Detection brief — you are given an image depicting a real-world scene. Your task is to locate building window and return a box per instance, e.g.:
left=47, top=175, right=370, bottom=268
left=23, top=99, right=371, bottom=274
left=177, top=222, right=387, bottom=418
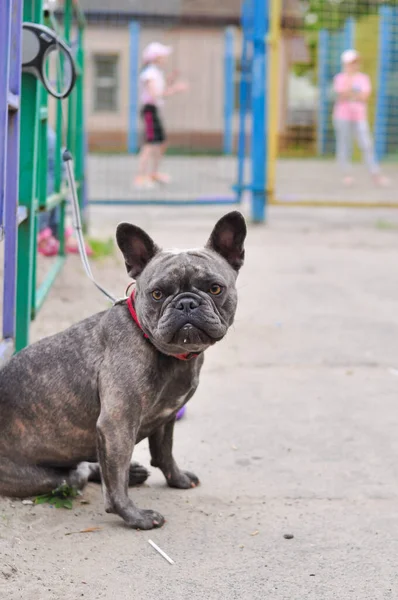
left=93, top=55, right=119, bottom=112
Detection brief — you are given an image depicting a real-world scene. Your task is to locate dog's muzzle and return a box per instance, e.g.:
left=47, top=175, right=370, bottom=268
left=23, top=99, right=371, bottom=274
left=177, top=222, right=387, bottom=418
left=163, top=293, right=219, bottom=342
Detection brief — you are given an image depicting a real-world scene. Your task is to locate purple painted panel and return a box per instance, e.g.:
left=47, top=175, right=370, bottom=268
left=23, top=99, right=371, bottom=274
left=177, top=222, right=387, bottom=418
left=3, top=111, right=20, bottom=339
left=0, top=0, right=11, bottom=229
left=9, top=0, right=21, bottom=94
left=2, top=0, right=22, bottom=341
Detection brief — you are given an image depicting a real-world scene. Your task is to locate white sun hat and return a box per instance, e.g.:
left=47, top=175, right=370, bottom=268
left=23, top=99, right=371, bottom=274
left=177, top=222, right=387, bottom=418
left=341, top=49, right=360, bottom=64
left=143, top=42, right=172, bottom=63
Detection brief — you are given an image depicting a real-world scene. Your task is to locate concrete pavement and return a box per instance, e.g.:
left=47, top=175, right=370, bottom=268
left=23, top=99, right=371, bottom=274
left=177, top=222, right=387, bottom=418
left=1, top=204, right=398, bottom=599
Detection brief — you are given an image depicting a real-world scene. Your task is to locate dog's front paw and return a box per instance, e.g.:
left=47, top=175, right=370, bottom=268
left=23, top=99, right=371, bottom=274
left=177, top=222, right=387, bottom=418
left=167, top=470, right=200, bottom=489
left=124, top=508, right=165, bottom=530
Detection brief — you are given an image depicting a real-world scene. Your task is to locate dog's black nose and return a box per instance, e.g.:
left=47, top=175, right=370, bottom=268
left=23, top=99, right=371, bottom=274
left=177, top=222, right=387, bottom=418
left=175, top=297, right=200, bottom=313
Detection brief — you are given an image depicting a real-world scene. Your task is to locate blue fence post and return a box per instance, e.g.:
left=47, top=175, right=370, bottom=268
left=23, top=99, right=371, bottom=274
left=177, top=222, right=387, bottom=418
left=235, top=0, right=253, bottom=200
left=223, top=27, right=235, bottom=155
left=317, top=29, right=329, bottom=156
left=375, top=6, right=392, bottom=162
left=342, top=17, right=355, bottom=52
left=390, top=7, right=398, bottom=158
left=336, top=18, right=355, bottom=81
left=250, top=0, right=268, bottom=223
left=236, top=40, right=247, bottom=197
left=128, top=21, right=140, bottom=154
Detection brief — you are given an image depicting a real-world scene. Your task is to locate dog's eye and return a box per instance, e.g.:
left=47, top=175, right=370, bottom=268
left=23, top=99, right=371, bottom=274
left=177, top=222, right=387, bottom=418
left=152, top=290, right=163, bottom=301
left=209, top=284, right=223, bottom=296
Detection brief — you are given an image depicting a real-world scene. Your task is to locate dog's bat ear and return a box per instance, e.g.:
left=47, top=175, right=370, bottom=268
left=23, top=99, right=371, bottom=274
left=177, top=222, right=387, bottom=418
left=116, top=223, right=160, bottom=278
left=206, top=211, right=247, bottom=271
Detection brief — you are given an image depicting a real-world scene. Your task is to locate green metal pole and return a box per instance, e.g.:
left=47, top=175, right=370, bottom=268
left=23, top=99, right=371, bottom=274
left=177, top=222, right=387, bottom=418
left=63, top=0, right=74, bottom=249
left=75, top=26, right=85, bottom=214
left=64, top=0, right=72, bottom=51
left=56, top=95, right=66, bottom=258
left=15, top=0, right=42, bottom=351
left=30, top=213, right=38, bottom=319
left=50, top=9, right=66, bottom=258
left=64, top=0, right=75, bottom=155
left=38, top=74, right=48, bottom=211
left=53, top=9, right=63, bottom=197
left=16, top=0, right=87, bottom=349
left=31, top=82, right=49, bottom=318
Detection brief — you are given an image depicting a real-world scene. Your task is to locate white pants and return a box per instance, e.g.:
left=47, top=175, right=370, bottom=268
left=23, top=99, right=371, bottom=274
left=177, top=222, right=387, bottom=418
left=334, top=118, right=379, bottom=175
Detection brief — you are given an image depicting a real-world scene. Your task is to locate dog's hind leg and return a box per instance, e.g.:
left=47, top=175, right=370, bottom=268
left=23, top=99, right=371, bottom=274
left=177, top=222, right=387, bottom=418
left=87, top=461, right=149, bottom=486
left=0, top=458, right=90, bottom=498
left=149, top=420, right=199, bottom=489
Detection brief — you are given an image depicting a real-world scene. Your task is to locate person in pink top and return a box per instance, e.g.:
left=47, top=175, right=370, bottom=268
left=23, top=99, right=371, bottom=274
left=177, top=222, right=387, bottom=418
left=333, top=49, right=388, bottom=186
left=134, top=42, right=188, bottom=189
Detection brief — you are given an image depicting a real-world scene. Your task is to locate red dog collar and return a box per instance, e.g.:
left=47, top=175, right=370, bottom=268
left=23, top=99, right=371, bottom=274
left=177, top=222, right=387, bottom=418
left=126, top=290, right=199, bottom=361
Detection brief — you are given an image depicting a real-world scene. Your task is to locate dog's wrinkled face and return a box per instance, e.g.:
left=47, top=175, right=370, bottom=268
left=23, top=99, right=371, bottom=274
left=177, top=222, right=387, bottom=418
left=133, top=249, right=237, bottom=354
left=116, top=212, right=246, bottom=356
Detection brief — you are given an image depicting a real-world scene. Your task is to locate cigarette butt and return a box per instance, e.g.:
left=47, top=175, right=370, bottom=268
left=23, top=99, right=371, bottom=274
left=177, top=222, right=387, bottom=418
left=148, top=539, right=175, bottom=565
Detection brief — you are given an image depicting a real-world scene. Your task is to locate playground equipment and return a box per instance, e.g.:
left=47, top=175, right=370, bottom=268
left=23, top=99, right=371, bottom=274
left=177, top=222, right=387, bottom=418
left=2, top=2, right=395, bottom=364
left=234, top=0, right=271, bottom=222
left=262, top=0, right=398, bottom=208
left=317, top=8, right=398, bottom=163
left=88, top=0, right=269, bottom=221
left=375, top=6, right=398, bottom=162
left=90, top=0, right=398, bottom=221
left=0, top=0, right=86, bottom=361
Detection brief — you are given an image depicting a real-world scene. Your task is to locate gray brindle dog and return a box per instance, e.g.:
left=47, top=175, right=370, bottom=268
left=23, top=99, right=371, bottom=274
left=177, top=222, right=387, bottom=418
left=0, top=211, right=246, bottom=529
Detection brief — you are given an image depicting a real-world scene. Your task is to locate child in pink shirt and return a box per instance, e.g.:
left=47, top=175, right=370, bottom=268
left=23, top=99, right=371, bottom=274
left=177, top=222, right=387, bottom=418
left=134, top=42, right=188, bottom=189
left=333, top=49, right=388, bottom=186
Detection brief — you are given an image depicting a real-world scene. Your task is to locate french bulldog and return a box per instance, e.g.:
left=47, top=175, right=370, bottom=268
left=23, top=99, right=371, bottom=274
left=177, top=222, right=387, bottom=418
left=0, top=211, right=246, bottom=529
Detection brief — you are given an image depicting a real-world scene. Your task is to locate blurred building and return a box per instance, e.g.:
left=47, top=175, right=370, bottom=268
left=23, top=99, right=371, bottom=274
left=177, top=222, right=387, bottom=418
left=78, top=0, right=308, bottom=152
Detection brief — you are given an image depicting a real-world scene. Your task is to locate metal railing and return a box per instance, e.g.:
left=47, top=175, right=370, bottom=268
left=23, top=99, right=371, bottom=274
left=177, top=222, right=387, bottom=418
left=0, top=0, right=86, bottom=361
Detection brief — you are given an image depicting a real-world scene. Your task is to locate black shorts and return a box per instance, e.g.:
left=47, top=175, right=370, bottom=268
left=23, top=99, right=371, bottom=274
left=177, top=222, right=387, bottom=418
left=141, top=104, right=166, bottom=144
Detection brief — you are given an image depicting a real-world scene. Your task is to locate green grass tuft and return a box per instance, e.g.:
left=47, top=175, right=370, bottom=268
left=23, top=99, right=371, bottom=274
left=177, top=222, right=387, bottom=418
left=35, top=482, right=78, bottom=509
left=87, top=237, right=115, bottom=259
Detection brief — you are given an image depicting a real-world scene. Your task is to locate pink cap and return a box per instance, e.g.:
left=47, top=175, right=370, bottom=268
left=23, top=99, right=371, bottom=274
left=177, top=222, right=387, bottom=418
left=341, top=49, right=360, bottom=64
left=142, top=42, right=172, bottom=63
